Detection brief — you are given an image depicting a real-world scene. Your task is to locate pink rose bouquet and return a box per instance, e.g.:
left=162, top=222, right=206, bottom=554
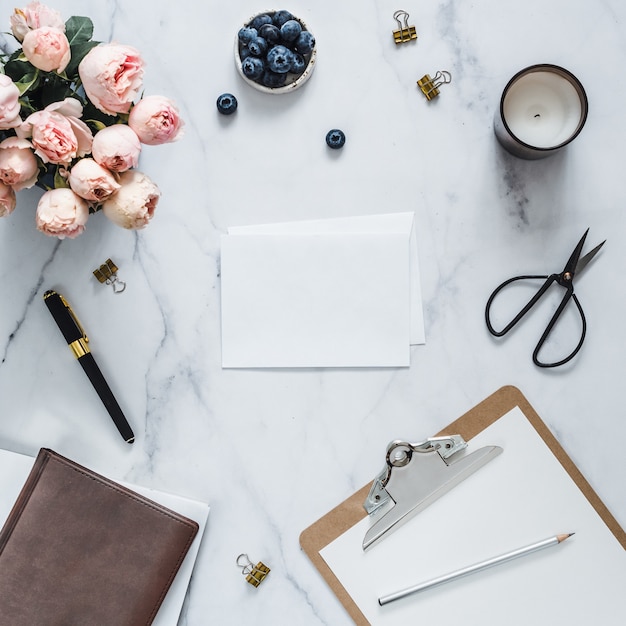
left=0, top=1, right=184, bottom=238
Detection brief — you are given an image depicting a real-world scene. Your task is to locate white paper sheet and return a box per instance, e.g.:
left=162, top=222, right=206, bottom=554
left=320, top=407, right=626, bottom=625
left=221, top=212, right=424, bottom=368
left=220, top=231, right=411, bottom=368
left=0, top=449, right=210, bottom=626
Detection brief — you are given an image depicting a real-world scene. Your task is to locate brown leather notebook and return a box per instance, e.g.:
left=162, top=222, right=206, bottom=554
left=0, top=448, right=199, bottom=626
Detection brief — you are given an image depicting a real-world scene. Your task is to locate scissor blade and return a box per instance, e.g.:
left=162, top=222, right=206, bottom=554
left=562, top=229, right=589, bottom=275
left=575, top=240, right=605, bottom=276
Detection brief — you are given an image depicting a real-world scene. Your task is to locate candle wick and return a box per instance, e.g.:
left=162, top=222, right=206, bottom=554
left=534, top=114, right=541, bottom=118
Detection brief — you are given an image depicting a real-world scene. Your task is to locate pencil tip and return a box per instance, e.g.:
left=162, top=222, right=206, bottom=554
left=557, top=532, right=574, bottom=543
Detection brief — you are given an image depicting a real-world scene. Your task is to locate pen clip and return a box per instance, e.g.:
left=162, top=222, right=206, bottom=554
left=59, top=293, right=89, bottom=345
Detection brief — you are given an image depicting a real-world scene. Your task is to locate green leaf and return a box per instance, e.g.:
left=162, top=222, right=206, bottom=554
left=40, top=77, right=74, bottom=108
left=86, top=119, right=107, bottom=132
left=4, top=57, right=36, bottom=83
left=15, top=72, right=40, bottom=95
left=65, top=16, right=94, bottom=45
left=65, top=40, right=100, bottom=78
left=53, top=167, right=69, bottom=189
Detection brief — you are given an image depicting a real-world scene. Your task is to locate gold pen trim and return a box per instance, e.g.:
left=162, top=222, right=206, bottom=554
left=69, top=337, right=90, bottom=359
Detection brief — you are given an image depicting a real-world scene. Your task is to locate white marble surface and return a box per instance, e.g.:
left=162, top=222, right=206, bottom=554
left=1, top=1, right=625, bottom=624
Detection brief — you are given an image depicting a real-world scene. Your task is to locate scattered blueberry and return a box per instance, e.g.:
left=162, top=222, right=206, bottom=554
left=267, top=45, right=294, bottom=73
left=238, top=26, right=258, bottom=44
left=273, top=10, right=294, bottom=27
left=259, top=23, right=281, bottom=44
left=280, top=19, right=302, bottom=42
left=242, top=56, right=264, bottom=80
left=216, top=93, right=238, bottom=115
left=290, top=52, right=306, bottom=74
left=250, top=13, right=272, bottom=30
left=248, top=36, right=268, bottom=56
left=326, top=129, right=346, bottom=149
left=295, top=30, right=315, bottom=54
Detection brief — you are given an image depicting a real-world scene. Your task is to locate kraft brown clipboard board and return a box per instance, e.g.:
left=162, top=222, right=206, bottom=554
left=299, top=385, right=626, bottom=626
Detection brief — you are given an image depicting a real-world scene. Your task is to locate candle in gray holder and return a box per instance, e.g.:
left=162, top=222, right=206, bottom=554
left=494, top=64, right=588, bottom=159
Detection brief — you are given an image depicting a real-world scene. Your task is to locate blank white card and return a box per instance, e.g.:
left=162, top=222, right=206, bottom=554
left=220, top=231, right=411, bottom=368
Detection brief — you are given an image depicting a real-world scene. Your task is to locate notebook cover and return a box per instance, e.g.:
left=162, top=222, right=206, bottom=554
left=0, top=448, right=199, bottom=626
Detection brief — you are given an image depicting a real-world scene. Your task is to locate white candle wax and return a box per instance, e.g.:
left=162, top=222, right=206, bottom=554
left=503, top=71, right=583, bottom=148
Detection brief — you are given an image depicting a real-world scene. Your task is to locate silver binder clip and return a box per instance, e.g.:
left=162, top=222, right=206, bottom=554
left=93, top=259, right=126, bottom=294
left=236, top=553, right=270, bottom=587
left=362, top=435, right=502, bottom=550
left=393, top=10, right=417, bottom=44
left=417, top=70, right=452, bottom=101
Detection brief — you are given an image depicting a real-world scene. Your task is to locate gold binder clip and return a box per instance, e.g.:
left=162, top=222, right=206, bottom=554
left=393, top=10, right=417, bottom=44
left=93, top=259, right=126, bottom=294
left=417, top=70, right=452, bottom=101
left=236, top=554, right=270, bottom=588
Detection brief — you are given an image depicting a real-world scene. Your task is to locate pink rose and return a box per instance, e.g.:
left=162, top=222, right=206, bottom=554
left=128, top=95, right=184, bottom=145
left=68, top=158, right=120, bottom=202
left=0, top=75, right=22, bottom=130
left=36, top=188, right=89, bottom=239
left=0, top=181, right=17, bottom=217
left=20, top=98, right=93, bottom=165
left=78, top=43, right=144, bottom=116
left=92, top=125, right=141, bottom=172
left=22, top=27, right=70, bottom=73
left=102, top=170, right=160, bottom=229
left=10, top=1, right=65, bottom=42
left=0, top=137, right=39, bottom=191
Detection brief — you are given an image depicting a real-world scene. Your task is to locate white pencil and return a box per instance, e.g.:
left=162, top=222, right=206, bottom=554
left=378, top=533, right=574, bottom=606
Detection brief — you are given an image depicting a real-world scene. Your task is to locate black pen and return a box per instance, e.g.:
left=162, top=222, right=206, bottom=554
left=43, top=290, right=135, bottom=444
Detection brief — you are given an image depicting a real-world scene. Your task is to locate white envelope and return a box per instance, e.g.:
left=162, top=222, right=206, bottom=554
left=228, top=212, right=425, bottom=346
left=220, top=227, right=412, bottom=368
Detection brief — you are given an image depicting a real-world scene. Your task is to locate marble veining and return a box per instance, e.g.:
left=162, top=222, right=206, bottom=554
left=1, top=1, right=626, bottom=624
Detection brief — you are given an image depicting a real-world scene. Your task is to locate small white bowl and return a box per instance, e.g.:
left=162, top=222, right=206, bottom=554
left=234, top=11, right=317, bottom=94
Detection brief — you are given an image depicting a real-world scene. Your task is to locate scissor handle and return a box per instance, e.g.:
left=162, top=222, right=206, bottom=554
left=485, top=274, right=553, bottom=337
left=533, top=290, right=586, bottom=368
left=485, top=274, right=586, bottom=368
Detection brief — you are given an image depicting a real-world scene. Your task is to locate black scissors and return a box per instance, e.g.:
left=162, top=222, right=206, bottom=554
left=485, top=229, right=605, bottom=368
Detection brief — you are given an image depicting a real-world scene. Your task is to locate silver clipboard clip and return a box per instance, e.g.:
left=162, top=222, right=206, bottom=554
left=363, top=435, right=502, bottom=550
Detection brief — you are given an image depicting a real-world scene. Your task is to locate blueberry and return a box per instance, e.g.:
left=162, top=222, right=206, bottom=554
left=262, top=70, right=287, bottom=88
left=290, top=52, right=306, bottom=74
left=238, top=26, right=258, bottom=44
left=280, top=19, right=302, bottom=43
left=239, top=46, right=252, bottom=61
left=295, top=30, right=315, bottom=54
left=273, top=10, right=294, bottom=27
left=250, top=14, right=272, bottom=30
left=326, top=129, right=346, bottom=149
left=248, top=36, right=268, bottom=56
left=242, top=56, right=264, bottom=80
left=216, top=93, right=238, bottom=115
left=266, top=45, right=294, bottom=73
left=259, top=23, right=281, bottom=44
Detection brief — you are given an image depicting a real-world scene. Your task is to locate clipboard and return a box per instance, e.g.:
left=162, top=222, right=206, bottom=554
left=300, top=385, right=626, bottom=625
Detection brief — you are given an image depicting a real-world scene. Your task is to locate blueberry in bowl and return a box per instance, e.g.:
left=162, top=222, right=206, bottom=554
left=235, top=10, right=317, bottom=94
